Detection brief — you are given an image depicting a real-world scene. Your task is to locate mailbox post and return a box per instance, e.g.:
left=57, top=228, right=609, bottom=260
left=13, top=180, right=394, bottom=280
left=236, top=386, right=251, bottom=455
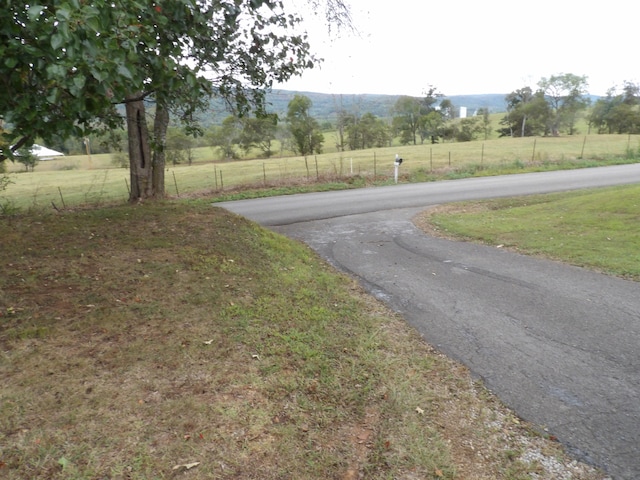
left=394, top=154, right=403, bottom=184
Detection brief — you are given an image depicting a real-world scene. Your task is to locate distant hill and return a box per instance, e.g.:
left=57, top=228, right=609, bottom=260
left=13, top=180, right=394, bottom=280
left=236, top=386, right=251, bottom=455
left=267, top=91, right=508, bottom=120
left=200, top=90, right=508, bottom=126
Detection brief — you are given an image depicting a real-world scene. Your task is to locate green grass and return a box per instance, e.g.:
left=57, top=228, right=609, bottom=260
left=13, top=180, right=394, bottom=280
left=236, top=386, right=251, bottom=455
left=424, top=184, right=640, bottom=280
left=0, top=201, right=607, bottom=479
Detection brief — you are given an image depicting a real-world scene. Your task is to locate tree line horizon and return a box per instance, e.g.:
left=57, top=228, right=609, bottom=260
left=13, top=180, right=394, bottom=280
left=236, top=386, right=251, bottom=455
left=16, top=74, right=638, bottom=169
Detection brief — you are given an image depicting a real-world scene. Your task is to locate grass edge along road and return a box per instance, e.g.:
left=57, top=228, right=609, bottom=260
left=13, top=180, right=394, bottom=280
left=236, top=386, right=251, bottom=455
left=418, top=183, right=640, bottom=282
left=0, top=200, right=610, bottom=479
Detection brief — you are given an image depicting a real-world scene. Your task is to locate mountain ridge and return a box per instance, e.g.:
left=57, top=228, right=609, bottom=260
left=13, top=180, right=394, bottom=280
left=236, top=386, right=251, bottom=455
left=201, top=91, right=509, bottom=126
left=265, top=90, right=508, bottom=121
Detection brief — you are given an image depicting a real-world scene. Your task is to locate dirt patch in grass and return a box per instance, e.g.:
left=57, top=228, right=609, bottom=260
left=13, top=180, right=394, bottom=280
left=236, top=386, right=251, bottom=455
left=0, top=202, right=608, bottom=479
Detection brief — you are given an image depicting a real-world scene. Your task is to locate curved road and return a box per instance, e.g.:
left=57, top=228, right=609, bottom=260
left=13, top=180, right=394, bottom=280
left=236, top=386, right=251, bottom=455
left=219, top=164, right=640, bottom=479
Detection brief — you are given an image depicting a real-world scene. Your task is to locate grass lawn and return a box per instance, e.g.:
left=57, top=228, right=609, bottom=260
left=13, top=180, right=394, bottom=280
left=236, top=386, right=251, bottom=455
left=0, top=199, right=610, bottom=479
left=420, top=184, right=640, bottom=281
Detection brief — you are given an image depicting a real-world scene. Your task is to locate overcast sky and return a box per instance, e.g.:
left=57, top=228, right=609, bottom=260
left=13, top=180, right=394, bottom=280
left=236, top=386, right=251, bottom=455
left=276, top=0, right=637, bottom=97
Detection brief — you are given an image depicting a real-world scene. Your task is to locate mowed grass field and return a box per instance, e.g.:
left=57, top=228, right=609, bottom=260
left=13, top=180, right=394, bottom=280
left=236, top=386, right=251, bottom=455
left=2, top=133, right=639, bottom=211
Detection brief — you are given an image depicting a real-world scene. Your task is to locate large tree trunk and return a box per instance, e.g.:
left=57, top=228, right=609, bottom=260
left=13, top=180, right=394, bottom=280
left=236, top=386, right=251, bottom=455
left=125, top=95, right=153, bottom=201
left=125, top=95, right=168, bottom=201
left=152, top=102, right=169, bottom=198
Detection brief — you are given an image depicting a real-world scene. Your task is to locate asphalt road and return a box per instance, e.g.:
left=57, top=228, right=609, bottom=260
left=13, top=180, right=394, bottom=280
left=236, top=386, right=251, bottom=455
left=218, top=164, right=640, bottom=479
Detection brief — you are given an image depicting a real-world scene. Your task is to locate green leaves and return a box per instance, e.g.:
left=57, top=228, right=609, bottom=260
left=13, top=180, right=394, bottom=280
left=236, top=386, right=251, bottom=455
left=4, top=57, right=18, bottom=69
left=50, top=33, right=64, bottom=51
left=27, top=5, right=46, bottom=21
left=117, top=64, right=134, bottom=81
left=0, top=0, right=318, bottom=161
left=45, top=63, right=66, bottom=79
left=55, top=5, right=72, bottom=22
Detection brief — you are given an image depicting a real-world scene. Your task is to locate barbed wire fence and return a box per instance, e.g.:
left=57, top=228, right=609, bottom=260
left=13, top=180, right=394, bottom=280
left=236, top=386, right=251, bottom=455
left=3, top=134, right=639, bottom=210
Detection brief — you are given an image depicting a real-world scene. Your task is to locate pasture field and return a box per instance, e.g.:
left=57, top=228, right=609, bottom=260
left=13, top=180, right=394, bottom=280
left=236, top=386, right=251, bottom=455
left=2, top=133, right=639, bottom=211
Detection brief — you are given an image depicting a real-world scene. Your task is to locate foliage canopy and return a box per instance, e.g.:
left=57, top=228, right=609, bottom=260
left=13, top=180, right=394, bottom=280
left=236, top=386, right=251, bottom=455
left=0, top=0, right=335, bottom=199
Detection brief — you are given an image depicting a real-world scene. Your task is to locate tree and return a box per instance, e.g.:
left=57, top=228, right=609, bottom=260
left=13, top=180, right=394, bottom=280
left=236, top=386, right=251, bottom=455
left=589, top=82, right=640, bottom=134
left=394, top=88, right=445, bottom=145
left=446, top=117, right=484, bottom=142
left=498, top=87, right=550, bottom=137
left=286, top=95, right=324, bottom=156
left=208, top=116, right=242, bottom=160
left=392, top=96, right=422, bottom=145
left=477, top=108, right=492, bottom=140
left=166, top=128, right=197, bottom=166
left=345, top=113, right=389, bottom=150
left=118, top=1, right=317, bottom=200
left=538, top=73, right=590, bottom=135
left=438, top=99, right=456, bottom=120
left=0, top=2, right=126, bottom=158
left=335, top=109, right=355, bottom=152
left=238, top=115, right=279, bottom=158
left=418, top=111, right=445, bottom=145
left=1, top=1, right=348, bottom=200
left=15, top=148, right=39, bottom=172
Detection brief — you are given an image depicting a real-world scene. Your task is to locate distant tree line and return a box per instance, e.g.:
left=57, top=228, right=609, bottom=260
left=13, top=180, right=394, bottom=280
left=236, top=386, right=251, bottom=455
left=498, top=74, right=640, bottom=137
left=589, top=82, right=640, bottom=134
left=10, top=72, right=640, bottom=173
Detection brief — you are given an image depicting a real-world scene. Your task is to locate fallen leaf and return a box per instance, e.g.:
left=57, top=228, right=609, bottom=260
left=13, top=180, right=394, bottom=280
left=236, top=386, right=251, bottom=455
left=172, top=462, right=200, bottom=471
left=203, top=339, right=214, bottom=345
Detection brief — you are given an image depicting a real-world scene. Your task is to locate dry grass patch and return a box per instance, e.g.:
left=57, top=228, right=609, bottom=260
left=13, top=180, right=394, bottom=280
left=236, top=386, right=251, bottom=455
left=0, top=202, right=607, bottom=479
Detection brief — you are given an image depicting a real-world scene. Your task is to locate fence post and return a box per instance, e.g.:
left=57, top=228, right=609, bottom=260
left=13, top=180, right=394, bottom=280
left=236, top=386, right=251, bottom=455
left=532, top=138, right=537, bottom=163
left=172, top=171, right=179, bottom=196
left=58, top=187, right=66, bottom=209
left=373, top=152, right=377, bottom=179
left=580, top=136, right=587, bottom=159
